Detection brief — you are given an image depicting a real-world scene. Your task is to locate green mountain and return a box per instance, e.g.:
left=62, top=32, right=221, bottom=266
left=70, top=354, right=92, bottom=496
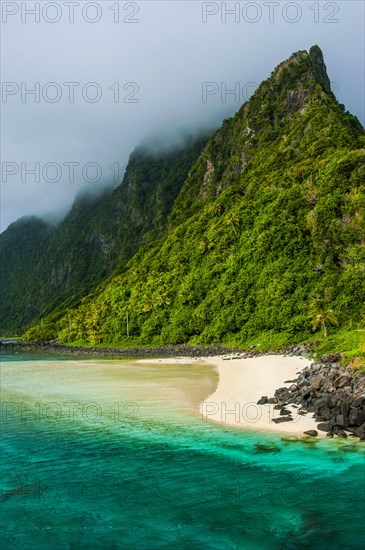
left=7, top=46, right=365, bottom=354
left=0, top=136, right=208, bottom=333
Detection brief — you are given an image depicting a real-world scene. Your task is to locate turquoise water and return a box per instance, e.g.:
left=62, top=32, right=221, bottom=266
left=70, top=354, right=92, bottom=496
left=1, top=351, right=364, bottom=549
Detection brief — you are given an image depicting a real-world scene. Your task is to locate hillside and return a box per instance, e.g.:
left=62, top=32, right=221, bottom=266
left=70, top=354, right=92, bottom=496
left=17, top=47, right=365, bottom=354
left=0, top=136, right=208, bottom=332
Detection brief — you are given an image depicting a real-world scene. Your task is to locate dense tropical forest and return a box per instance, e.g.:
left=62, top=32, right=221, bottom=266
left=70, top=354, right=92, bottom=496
left=0, top=136, right=208, bottom=331
left=2, top=46, right=364, bottom=359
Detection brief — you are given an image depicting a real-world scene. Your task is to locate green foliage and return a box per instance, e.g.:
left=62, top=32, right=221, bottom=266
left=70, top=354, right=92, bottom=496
left=313, top=326, right=365, bottom=365
left=1, top=136, right=208, bottom=333
left=307, top=296, right=339, bottom=338
left=13, top=48, right=365, bottom=358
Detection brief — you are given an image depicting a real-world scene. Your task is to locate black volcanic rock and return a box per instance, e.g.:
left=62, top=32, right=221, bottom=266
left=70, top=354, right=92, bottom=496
left=267, top=358, right=365, bottom=438
left=272, top=416, right=294, bottom=424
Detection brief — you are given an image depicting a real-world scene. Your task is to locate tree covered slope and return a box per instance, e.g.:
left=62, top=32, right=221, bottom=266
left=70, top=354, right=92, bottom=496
left=19, top=47, right=365, bottom=351
left=0, top=136, right=208, bottom=333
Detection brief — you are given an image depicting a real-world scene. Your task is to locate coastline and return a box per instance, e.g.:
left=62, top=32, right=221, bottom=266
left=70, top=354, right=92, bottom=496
left=3, top=344, right=363, bottom=439
left=136, top=354, right=322, bottom=437
left=0, top=341, right=245, bottom=358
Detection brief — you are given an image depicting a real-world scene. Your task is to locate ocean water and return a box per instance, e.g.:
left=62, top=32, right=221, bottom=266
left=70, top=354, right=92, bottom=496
left=1, top=351, right=364, bottom=549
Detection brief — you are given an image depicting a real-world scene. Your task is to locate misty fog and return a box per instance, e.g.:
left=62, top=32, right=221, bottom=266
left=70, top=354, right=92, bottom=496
left=1, top=0, right=364, bottom=231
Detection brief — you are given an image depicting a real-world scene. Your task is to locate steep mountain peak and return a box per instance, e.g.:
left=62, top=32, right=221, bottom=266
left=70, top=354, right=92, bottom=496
left=269, top=45, right=331, bottom=93
left=246, top=45, right=334, bottom=125
left=271, top=49, right=308, bottom=79
left=4, top=45, right=364, bottom=348
left=170, top=46, right=363, bottom=223
left=309, top=45, right=332, bottom=93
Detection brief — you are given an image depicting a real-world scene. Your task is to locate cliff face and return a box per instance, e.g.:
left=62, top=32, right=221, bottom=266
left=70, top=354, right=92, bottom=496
left=0, top=217, right=53, bottom=330
left=169, top=46, right=362, bottom=224
left=0, top=136, right=208, bottom=332
left=7, top=46, right=365, bottom=349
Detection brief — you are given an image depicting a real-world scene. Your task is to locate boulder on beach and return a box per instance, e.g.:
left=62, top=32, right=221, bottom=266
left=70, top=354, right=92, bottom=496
left=257, top=396, right=268, bottom=405
left=317, top=422, right=332, bottom=433
left=272, top=416, right=293, bottom=424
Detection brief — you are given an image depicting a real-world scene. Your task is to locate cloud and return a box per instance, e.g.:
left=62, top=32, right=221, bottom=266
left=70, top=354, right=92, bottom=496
left=1, top=0, right=364, bottom=230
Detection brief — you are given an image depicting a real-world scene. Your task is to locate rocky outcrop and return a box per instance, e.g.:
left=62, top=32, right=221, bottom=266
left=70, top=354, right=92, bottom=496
left=267, top=354, right=365, bottom=439
left=0, top=340, right=242, bottom=358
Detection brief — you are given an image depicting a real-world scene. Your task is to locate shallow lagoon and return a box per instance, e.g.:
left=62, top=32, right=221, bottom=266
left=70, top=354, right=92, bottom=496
left=1, top=352, right=364, bottom=549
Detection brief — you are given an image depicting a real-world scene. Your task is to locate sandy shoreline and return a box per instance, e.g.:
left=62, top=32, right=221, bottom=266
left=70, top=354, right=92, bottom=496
left=137, top=354, right=322, bottom=437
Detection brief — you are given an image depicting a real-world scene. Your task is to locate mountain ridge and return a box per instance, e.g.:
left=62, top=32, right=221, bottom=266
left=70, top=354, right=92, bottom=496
left=0, top=135, right=209, bottom=332
left=169, top=45, right=362, bottom=225
left=2, top=46, right=364, bottom=357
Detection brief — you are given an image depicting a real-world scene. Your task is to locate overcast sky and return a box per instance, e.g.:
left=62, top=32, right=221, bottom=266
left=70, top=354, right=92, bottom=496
left=1, top=0, right=364, bottom=231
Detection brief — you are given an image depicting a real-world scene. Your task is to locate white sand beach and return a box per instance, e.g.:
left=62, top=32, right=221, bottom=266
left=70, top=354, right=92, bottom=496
left=138, top=354, right=321, bottom=436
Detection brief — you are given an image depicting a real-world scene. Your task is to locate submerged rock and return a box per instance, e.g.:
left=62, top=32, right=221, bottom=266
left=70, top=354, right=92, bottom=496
left=303, top=430, right=318, bottom=437
left=254, top=443, right=281, bottom=454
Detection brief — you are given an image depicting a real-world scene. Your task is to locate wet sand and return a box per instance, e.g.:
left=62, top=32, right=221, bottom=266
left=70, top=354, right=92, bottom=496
left=138, top=355, right=321, bottom=436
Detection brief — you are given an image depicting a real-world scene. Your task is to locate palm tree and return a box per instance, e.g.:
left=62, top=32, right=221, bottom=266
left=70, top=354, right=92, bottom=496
left=209, top=203, right=223, bottom=217
left=155, top=290, right=171, bottom=308
left=308, top=298, right=339, bottom=337
left=198, top=239, right=214, bottom=254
